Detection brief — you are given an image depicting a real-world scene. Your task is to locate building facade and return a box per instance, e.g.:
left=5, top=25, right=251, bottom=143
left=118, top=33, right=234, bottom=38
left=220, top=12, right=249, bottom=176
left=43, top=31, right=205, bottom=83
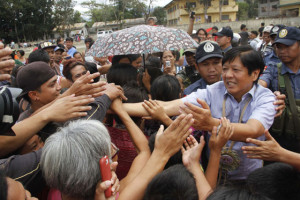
left=279, top=0, right=300, bottom=17
left=258, top=0, right=280, bottom=18
left=164, top=0, right=238, bottom=26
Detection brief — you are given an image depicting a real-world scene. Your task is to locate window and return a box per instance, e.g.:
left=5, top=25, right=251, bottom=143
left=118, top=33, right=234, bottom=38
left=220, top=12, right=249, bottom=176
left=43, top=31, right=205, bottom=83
left=272, top=5, right=277, bottom=11
left=261, top=7, right=266, bottom=12
left=207, top=0, right=212, bottom=6
left=260, top=0, right=268, bottom=4
left=207, top=16, right=212, bottom=23
left=186, top=2, right=196, bottom=9
left=221, top=15, right=229, bottom=20
left=223, top=0, right=229, bottom=5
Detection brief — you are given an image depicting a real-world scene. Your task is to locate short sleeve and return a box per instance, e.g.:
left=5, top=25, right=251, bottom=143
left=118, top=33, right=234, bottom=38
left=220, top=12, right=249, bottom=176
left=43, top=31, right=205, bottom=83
left=249, top=89, right=276, bottom=129
left=181, top=88, right=208, bottom=106
left=259, top=64, right=276, bottom=87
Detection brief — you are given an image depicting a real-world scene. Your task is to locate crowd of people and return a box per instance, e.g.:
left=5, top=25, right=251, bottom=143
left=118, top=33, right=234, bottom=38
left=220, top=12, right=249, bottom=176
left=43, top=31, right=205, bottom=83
left=0, top=17, right=300, bottom=200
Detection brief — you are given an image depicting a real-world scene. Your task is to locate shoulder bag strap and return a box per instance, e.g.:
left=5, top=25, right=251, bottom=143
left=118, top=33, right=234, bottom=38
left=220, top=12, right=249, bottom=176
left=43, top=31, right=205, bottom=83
left=283, top=73, right=300, bottom=140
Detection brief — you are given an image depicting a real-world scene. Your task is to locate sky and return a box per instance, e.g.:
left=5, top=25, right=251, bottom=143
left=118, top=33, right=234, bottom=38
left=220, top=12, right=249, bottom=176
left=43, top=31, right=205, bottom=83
left=74, top=0, right=173, bottom=18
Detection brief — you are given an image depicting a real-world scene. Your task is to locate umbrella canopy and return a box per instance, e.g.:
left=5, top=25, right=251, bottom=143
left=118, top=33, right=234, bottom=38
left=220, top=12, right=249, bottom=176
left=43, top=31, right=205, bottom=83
left=87, top=25, right=198, bottom=57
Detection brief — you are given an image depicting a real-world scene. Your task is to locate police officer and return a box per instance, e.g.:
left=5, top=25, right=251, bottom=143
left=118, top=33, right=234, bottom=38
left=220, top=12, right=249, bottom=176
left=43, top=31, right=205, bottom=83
left=259, top=26, right=300, bottom=152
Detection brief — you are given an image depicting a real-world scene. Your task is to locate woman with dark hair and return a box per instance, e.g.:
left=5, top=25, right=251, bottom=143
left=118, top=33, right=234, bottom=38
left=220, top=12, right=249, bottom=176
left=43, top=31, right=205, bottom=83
left=16, top=50, right=26, bottom=65
left=141, top=56, right=163, bottom=93
left=196, top=28, right=208, bottom=42
left=150, top=75, right=181, bottom=101
left=161, top=50, right=180, bottom=75
left=128, top=54, right=142, bottom=69
left=107, top=63, right=138, bottom=86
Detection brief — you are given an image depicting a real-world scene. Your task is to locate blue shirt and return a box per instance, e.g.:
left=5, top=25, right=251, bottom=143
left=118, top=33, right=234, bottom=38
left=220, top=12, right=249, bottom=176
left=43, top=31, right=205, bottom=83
left=263, top=50, right=280, bottom=67
left=182, top=81, right=276, bottom=180
left=183, top=78, right=207, bottom=95
left=68, top=47, right=77, bottom=57
left=223, top=45, right=232, bottom=53
left=260, top=62, right=300, bottom=99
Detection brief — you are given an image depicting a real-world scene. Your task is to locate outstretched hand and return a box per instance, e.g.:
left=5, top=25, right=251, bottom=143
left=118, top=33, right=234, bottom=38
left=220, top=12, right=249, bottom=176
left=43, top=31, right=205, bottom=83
left=180, top=98, right=218, bottom=131
left=181, top=135, right=205, bottom=171
left=154, top=114, right=194, bottom=158
left=142, top=99, right=169, bottom=121
left=0, top=44, right=15, bottom=81
left=45, top=94, right=95, bottom=122
left=242, top=129, right=282, bottom=161
left=273, top=91, right=286, bottom=117
left=209, top=117, right=234, bottom=153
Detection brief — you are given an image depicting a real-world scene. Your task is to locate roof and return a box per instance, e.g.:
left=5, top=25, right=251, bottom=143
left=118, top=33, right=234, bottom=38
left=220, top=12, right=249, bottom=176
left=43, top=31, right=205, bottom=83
left=92, top=17, right=157, bottom=28
left=278, top=2, right=300, bottom=7
left=164, top=0, right=179, bottom=8
left=53, top=23, right=87, bottom=31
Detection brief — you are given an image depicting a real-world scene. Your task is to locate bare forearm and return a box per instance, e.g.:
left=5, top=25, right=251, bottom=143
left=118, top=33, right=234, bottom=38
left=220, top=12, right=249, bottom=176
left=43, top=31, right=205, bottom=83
left=187, top=19, right=195, bottom=35
left=278, top=148, right=300, bottom=171
left=117, top=110, right=149, bottom=153
left=189, top=164, right=212, bottom=200
left=230, top=121, right=264, bottom=142
left=118, top=150, right=169, bottom=200
left=205, top=151, right=221, bottom=189
left=0, top=112, right=49, bottom=157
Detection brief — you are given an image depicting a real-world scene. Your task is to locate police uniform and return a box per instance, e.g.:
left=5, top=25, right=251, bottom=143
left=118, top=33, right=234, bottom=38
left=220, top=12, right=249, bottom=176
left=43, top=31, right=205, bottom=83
left=260, top=27, right=300, bottom=152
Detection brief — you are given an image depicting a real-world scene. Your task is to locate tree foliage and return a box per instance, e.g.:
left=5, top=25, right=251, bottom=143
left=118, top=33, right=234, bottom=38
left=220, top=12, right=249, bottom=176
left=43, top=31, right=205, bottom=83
left=152, top=7, right=167, bottom=25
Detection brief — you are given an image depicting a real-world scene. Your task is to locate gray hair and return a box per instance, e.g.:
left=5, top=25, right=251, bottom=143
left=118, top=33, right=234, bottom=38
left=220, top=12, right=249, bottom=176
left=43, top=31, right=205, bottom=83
left=41, top=120, right=111, bottom=200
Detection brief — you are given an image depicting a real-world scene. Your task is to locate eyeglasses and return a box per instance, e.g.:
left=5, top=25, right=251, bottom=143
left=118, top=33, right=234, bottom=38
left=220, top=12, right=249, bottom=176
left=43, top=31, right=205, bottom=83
left=111, top=143, right=119, bottom=160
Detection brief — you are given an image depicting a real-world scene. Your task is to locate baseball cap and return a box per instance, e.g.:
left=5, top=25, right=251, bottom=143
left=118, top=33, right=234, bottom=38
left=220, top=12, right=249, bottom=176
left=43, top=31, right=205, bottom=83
left=54, top=46, right=65, bottom=52
left=195, top=41, right=223, bottom=64
left=183, top=48, right=196, bottom=55
left=212, top=27, right=233, bottom=39
left=263, top=26, right=273, bottom=33
left=16, top=61, right=56, bottom=100
left=270, top=25, right=285, bottom=36
left=39, top=42, right=56, bottom=50
left=273, top=26, right=300, bottom=46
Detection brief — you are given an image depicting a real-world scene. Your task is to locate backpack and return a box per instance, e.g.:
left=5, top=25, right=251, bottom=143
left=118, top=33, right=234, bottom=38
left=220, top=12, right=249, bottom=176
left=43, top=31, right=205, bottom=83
left=271, top=63, right=300, bottom=139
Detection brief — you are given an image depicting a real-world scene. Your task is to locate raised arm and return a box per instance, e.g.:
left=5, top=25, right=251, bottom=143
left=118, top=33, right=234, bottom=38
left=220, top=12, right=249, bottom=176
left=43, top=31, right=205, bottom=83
left=110, top=98, right=150, bottom=190
left=0, top=95, right=94, bottom=157
left=118, top=114, right=194, bottom=200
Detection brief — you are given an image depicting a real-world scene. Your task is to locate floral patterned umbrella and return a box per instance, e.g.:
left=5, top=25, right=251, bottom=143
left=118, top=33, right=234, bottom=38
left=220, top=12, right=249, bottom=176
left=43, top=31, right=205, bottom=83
left=86, top=25, right=198, bottom=57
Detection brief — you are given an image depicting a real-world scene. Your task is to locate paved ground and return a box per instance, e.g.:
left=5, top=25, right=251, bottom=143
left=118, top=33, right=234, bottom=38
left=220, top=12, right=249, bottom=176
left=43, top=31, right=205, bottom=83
left=14, top=34, right=98, bottom=58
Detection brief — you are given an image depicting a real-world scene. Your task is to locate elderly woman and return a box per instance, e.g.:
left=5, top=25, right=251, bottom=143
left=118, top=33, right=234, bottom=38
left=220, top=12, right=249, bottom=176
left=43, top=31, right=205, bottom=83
left=41, top=120, right=119, bottom=200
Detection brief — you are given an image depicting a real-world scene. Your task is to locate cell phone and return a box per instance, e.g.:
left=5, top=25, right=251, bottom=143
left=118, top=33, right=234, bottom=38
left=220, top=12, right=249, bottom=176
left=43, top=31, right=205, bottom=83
left=99, top=156, right=112, bottom=198
left=165, top=60, right=171, bottom=67
left=190, top=11, right=195, bottom=18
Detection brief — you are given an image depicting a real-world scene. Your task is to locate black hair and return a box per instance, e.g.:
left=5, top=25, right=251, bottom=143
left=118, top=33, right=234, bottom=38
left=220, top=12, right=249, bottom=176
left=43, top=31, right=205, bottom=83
left=247, top=163, right=300, bottom=200
left=28, top=49, right=50, bottom=64
left=222, top=46, right=264, bottom=82
left=57, top=36, right=63, bottom=44
left=144, top=56, right=163, bottom=85
left=196, top=28, right=208, bottom=37
left=261, top=22, right=265, bottom=26
left=65, top=37, right=73, bottom=42
left=150, top=75, right=181, bottom=101
left=128, top=54, right=141, bottom=62
left=212, top=26, right=218, bottom=31
left=57, top=44, right=65, bottom=49
left=143, top=164, right=198, bottom=200
left=190, top=34, right=201, bottom=43
left=148, top=132, right=182, bottom=169
left=114, top=81, right=148, bottom=125
left=161, top=50, right=178, bottom=61
left=241, top=24, right=247, bottom=30
left=63, top=60, right=87, bottom=82
left=84, top=37, right=94, bottom=49
left=111, top=55, right=131, bottom=66
left=17, top=50, right=25, bottom=57
left=107, top=63, right=137, bottom=86
left=251, top=31, right=259, bottom=37
left=73, top=52, right=82, bottom=58
left=207, top=186, right=270, bottom=200
left=0, top=170, right=7, bottom=200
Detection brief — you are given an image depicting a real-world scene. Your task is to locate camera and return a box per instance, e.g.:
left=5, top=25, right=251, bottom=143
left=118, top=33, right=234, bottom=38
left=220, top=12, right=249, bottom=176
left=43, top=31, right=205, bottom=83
left=190, top=11, right=195, bottom=19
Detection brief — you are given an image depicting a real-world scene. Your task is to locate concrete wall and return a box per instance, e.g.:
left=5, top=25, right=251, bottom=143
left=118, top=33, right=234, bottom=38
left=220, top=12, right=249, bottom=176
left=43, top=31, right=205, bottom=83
left=167, top=17, right=300, bottom=32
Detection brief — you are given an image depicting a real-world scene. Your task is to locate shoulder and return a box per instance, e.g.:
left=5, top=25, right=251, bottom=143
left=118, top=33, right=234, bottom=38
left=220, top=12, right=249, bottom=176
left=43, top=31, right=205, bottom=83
left=184, top=78, right=204, bottom=95
left=255, top=84, right=275, bottom=101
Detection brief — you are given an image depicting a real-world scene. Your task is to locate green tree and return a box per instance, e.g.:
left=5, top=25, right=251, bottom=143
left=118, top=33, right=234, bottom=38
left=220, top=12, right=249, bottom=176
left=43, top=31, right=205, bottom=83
left=54, top=0, right=75, bottom=36
left=152, top=6, right=167, bottom=25
left=237, top=2, right=250, bottom=20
